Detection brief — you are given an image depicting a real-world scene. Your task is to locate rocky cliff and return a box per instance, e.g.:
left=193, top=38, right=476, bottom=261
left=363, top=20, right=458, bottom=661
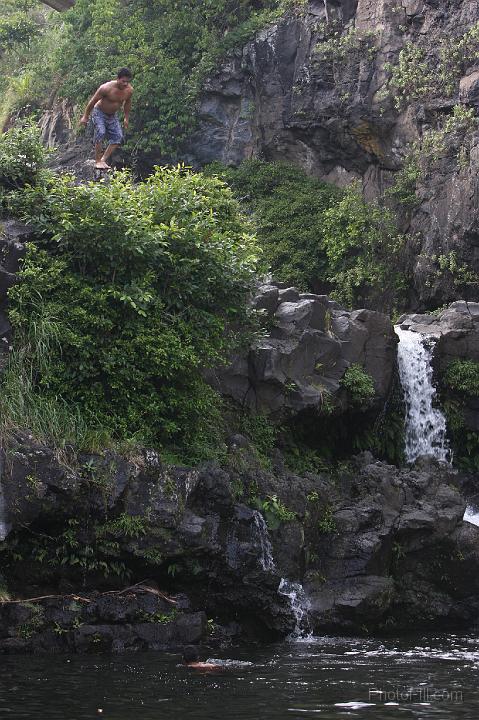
left=185, top=0, right=479, bottom=309
left=1, top=433, right=478, bottom=653
left=39, top=0, right=479, bottom=309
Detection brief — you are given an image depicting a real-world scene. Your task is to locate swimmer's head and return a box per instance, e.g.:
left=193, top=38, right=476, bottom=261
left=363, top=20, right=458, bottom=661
left=183, top=646, right=199, bottom=663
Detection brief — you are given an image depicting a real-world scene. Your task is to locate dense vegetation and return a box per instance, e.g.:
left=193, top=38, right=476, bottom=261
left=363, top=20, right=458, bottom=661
left=0, top=0, right=303, bottom=155
left=0, top=124, right=259, bottom=459
left=210, top=160, right=405, bottom=310
left=441, top=359, right=479, bottom=472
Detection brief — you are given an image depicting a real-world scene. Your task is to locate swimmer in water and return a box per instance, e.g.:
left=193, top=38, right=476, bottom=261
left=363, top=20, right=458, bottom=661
left=182, top=646, right=222, bottom=671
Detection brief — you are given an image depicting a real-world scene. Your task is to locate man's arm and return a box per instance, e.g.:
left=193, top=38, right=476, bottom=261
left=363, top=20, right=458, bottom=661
left=79, top=86, right=105, bottom=126
left=123, top=92, right=132, bottom=129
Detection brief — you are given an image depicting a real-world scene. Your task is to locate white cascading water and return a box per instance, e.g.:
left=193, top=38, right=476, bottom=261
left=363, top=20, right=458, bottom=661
left=395, top=327, right=451, bottom=464
left=278, top=578, right=312, bottom=640
left=252, top=510, right=275, bottom=572
left=464, top=506, right=479, bottom=527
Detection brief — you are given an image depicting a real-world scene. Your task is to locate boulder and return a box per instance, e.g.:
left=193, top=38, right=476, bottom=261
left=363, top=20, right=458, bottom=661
left=215, top=284, right=397, bottom=417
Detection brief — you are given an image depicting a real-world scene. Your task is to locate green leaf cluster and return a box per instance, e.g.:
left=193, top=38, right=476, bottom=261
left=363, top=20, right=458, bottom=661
left=340, top=364, right=375, bottom=407
left=0, top=119, right=46, bottom=190
left=1, top=126, right=260, bottom=459
left=443, top=359, right=479, bottom=397
left=210, top=161, right=405, bottom=310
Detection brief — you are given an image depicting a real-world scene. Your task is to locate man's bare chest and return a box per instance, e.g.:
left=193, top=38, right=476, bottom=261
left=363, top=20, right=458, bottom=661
left=105, top=89, right=128, bottom=103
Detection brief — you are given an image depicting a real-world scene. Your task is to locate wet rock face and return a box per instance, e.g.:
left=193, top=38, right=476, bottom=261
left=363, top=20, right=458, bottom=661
left=1, top=434, right=479, bottom=649
left=183, top=0, right=479, bottom=308
left=213, top=283, right=397, bottom=416
left=305, top=455, right=479, bottom=634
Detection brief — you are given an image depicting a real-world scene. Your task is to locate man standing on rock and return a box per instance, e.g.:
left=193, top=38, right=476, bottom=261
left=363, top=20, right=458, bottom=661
left=79, top=68, right=133, bottom=170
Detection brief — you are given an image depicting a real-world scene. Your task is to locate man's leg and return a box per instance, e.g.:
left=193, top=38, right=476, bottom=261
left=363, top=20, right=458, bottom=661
left=101, top=143, right=120, bottom=167
left=95, top=142, right=105, bottom=165
left=101, top=114, right=123, bottom=168
left=92, top=109, right=108, bottom=168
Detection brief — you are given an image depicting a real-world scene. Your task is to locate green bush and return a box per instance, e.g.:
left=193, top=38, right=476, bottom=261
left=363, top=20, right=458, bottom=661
left=443, top=359, right=479, bottom=396
left=207, top=160, right=340, bottom=291
left=3, top=151, right=260, bottom=459
left=340, top=364, right=375, bottom=407
left=210, top=161, right=405, bottom=310
left=321, top=182, right=405, bottom=309
left=0, top=121, right=46, bottom=190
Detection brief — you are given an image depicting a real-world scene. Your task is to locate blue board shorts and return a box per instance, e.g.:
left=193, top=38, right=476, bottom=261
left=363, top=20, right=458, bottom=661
left=91, top=107, right=123, bottom=146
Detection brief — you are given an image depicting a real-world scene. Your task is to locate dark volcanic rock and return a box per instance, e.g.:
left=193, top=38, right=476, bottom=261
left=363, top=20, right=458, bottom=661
left=182, top=0, right=479, bottom=309
left=1, top=432, right=479, bottom=649
left=213, top=283, right=397, bottom=417
left=305, top=456, right=479, bottom=633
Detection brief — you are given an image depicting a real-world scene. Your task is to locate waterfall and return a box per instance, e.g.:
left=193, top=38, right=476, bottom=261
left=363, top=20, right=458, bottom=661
left=464, top=506, right=479, bottom=527
left=252, top=510, right=275, bottom=571
left=278, top=578, right=312, bottom=640
left=396, top=327, right=451, bottom=464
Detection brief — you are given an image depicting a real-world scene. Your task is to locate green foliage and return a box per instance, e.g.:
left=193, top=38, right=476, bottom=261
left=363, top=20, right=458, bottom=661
left=207, top=159, right=340, bottom=291
left=386, top=156, right=420, bottom=209
left=0, top=518, right=130, bottom=581
left=210, top=161, right=404, bottom=310
left=444, top=359, right=479, bottom=396
left=384, top=24, right=479, bottom=108
left=440, top=361, right=479, bottom=471
left=237, top=412, right=278, bottom=458
left=352, top=378, right=405, bottom=466
left=136, top=608, right=178, bottom=624
left=0, top=121, right=47, bottom=190
left=340, top=364, right=375, bottom=408
left=386, top=44, right=433, bottom=109
left=317, top=505, right=337, bottom=534
left=253, top=494, right=296, bottom=531
left=96, top=513, right=147, bottom=539
left=0, top=11, right=37, bottom=51
left=322, top=182, right=405, bottom=309
left=0, top=2, right=60, bottom=125
left=314, top=26, right=377, bottom=63
left=2, top=130, right=259, bottom=459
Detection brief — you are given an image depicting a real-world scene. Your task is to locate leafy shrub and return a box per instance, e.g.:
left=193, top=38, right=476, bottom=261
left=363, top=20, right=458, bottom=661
left=340, top=364, right=375, bottom=407
left=205, top=160, right=340, bottom=291
left=3, top=158, right=260, bottom=458
left=443, top=359, right=479, bottom=396
left=209, top=161, right=404, bottom=310
left=0, top=121, right=46, bottom=190
left=253, top=494, right=296, bottom=530
left=321, top=182, right=404, bottom=309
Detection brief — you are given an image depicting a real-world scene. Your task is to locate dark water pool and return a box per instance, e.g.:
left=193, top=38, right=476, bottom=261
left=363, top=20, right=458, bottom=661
left=1, top=634, right=479, bottom=719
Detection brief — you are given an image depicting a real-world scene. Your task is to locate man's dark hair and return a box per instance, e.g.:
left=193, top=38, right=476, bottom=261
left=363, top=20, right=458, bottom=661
left=118, top=67, right=132, bottom=80
left=183, top=646, right=199, bottom=663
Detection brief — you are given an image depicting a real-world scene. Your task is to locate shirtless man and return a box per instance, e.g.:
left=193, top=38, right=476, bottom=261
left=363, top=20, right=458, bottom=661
left=79, top=68, right=133, bottom=170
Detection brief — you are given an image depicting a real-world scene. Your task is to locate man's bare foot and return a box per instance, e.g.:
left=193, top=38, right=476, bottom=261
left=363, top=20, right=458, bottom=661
left=95, top=160, right=110, bottom=170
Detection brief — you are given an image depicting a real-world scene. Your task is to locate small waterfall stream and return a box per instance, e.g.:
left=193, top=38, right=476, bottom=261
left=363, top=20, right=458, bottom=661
left=252, top=510, right=275, bottom=572
left=252, top=510, right=311, bottom=638
left=395, top=327, right=450, bottom=464
left=278, top=578, right=312, bottom=640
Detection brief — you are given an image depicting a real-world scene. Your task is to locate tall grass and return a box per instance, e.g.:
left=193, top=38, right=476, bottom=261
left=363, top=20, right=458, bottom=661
left=0, top=310, right=112, bottom=457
